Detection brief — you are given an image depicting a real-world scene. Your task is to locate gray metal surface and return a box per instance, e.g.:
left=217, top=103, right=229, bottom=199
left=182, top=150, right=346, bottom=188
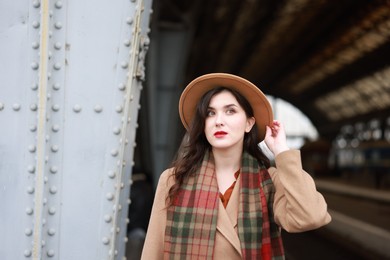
left=0, top=0, right=152, bottom=259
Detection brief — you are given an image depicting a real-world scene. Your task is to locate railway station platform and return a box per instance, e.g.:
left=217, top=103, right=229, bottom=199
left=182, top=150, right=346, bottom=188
left=310, top=178, right=390, bottom=259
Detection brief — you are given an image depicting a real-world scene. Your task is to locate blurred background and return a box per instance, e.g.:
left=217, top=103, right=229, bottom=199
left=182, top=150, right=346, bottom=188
left=128, top=0, right=390, bottom=259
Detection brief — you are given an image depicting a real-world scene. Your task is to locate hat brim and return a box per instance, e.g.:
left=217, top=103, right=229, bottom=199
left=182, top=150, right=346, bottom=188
left=179, top=73, right=273, bottom=142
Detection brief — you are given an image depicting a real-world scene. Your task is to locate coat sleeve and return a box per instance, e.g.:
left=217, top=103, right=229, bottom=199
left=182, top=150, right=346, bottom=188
left=140, top=169, right=172, bottom=259
left=268, top=150, right=331, bottom=232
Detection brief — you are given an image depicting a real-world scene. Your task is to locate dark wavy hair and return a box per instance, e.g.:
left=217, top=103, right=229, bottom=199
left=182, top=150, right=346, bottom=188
left=168, top=87, right=270, bottom=205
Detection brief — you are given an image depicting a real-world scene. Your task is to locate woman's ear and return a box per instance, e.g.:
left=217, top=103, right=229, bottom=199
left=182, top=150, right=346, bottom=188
left=245, top=117, right=255, bottom=133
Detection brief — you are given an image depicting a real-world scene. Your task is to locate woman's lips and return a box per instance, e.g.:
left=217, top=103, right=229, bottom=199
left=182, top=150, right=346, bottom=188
left=214, top=131, right=227, bottom=137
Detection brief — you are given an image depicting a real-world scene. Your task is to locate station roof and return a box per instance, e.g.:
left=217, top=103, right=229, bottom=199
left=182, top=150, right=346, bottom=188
left=154, top=0, right=390, bottom=140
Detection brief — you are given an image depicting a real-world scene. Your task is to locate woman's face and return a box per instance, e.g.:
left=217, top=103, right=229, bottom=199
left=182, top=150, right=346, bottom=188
left=204, top=90, right=255, bottom=151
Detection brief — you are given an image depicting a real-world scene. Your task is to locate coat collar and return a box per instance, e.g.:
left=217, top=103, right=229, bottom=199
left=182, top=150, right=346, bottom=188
left=216, top=174, right=242, bottom=256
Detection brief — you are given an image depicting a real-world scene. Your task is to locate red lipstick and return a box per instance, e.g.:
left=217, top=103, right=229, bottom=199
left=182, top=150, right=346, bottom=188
left=214, top=131, right=227, bottom=138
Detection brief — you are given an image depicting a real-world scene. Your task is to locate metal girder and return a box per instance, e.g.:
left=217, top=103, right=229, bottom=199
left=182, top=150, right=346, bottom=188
left=0, top=0, right=152, bottom=259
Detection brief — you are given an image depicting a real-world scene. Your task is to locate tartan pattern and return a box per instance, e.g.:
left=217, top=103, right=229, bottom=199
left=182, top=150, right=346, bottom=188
left=165, top=151, right=284, bottom=259
left=164, top=152, right=219, bottom=259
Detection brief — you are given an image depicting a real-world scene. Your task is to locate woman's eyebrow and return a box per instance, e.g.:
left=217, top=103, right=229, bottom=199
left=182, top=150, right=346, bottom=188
left=208, top=104, right=238, bottom=109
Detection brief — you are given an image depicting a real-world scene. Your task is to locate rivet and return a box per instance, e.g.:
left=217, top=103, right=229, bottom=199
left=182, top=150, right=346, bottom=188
left=113, top=127, right=121, bottom=135
left=73, top=105, right=81, bottom=113
left=51, top=145, right=59, bottom=152
left=0, top=103, right=4, bottom=111
left=27, top=165, right=35, bottom=173
left=126, top=218, right=130, bottom=224
left=55, top=1, right=63, bottom=8
left=30, top=104, right=38, bottom=111
left=32, top=41, right=39, bottom=49
left=45, top=135, right=50, bottom=142
left=31, top=62, right=39, bottom=70
left=48, top=207, right=56, bottom=215
left=47, top=250, right=55, bottom=257
left=54, top=42, right=62, bottom=51
left=28, top=145, right=36, bottom=153
left=127, top=117, right=131, bottom=123
left=47, top=72, right=52, bottom=80
left=25, top=228, right=33, bottom=236
left=129, top=179, right=133, bottom=185
left=133, top=142, right=137, bottom=148
left=49, top=30, right=53, bottom=38
left=127, top=198, right=131, bottom=204
left=121, top=61, right=128, bottom=69
left=115, top=105, right=123, bottom=113
left=24, top=249, right=32, bottom=257
left=118, top=83, right=126, bottom=91
left=48, top=51, right=53, bottom=59
left=126, top=17, right=133, bottom=25
left=48, top=228, right=56, bottom=236
left=104, top=215, right=112, bottom=223
left=53, top=62, right=62, bottom=70
left=107, top=171, right=116, bottom=179
left=106, top=193, right=114, bottom=201
left=53, top=83, right=61, bottom=90
left=49, top=186, right=58, bottom=194
left=42, top=218, right=47, bottom=225
left=124, top=39, right=131, bottom=47
left=116, top=227, right=120, bottom=233
left=42, top=240, right=46, bottom=247
left=121, top=182, right=124, bottom=189
left=118, top=204, right=122, bottom=211
left=13, top=103, right=21, bottom=111
left=30, top=124, right=37, bottom=132
left=131, top=161, right=135, bottom=167
left=102, top=237, right=110, bottom=245
left=54, top=22, right=62, bottom=29
left=124, top=237, right=128, bottom=243
left=49, top=10, right=54, bottom=18
left=43, top=198, right=47, bottom=205
left=27, top=186, right=35, bottom=194
left=32, top=0, right=40, bottom=8
left=111, top=149, right=118, bottom=157
left=52, top=104, right=60, bottom=112
left=50, top=166, right=58, bottom=173
left=32, top=21, right=40, bottom=29
left=94, top=105, right=103, bottom=113
left=125, top=139, right=129, bottom=145
left=52, top=124, right=60, bottom=132
left=44, top=176, right=48, bottom=183
left=31, top=83, right=38, bottom=90
left=130, top=95, right=134, bottom=101
left=26, top=208, right=33, bottom=215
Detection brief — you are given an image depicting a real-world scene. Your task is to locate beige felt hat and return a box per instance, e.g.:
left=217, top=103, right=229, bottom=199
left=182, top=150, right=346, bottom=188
left=179, top=73, right=273, bottom=142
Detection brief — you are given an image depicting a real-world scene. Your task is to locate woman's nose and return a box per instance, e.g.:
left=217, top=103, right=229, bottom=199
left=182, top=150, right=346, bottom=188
left=215, top=113, right=224, bottom=126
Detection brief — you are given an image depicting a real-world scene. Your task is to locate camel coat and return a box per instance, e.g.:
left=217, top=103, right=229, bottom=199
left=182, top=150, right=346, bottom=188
left=141, top=150, right=331, bottom=259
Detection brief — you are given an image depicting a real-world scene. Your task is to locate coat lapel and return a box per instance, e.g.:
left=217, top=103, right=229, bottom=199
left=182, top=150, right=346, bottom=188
left=216, top=175, right=242, bottom=256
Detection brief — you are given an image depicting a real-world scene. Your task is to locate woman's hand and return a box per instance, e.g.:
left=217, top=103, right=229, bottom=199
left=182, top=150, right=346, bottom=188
left=264, top=120, right=289, bottom=156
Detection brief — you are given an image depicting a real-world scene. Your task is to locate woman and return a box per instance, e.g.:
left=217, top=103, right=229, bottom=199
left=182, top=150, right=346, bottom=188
left=141, top=73, right=331, bottom=259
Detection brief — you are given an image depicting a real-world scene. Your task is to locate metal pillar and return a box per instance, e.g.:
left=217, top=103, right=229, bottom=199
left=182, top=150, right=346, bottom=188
left=0, top=0, right=153, bottom=259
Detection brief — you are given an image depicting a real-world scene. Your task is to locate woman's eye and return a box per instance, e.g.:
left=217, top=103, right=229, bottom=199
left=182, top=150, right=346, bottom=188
left=226, top=109, right=236, bottom=114
left=207, top=110, right=215, bottom=116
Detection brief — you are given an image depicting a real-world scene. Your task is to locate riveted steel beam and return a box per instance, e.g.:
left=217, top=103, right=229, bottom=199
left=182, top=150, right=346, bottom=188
left=0, top=0, right=153, bottom=259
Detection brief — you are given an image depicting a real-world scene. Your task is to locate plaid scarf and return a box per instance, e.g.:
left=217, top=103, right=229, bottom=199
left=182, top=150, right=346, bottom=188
left=164, top=151, right=284, bottom=259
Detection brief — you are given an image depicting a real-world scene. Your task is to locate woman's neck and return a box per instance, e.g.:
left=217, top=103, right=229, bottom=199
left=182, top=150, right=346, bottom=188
left=212, top=147, right=243, bottom=194
left=212, top=146, right=242, bottom=174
